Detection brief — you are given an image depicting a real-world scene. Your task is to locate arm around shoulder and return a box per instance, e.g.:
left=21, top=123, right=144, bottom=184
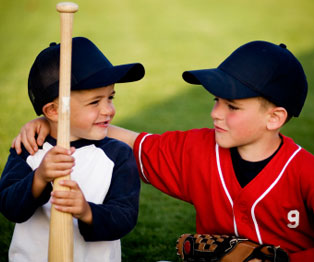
left=107, top=124, right=140, bottom=149
left=12, top=117, right=50, bottom=155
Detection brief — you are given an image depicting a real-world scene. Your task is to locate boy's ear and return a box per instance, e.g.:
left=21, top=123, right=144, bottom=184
left=42, top=102, right=58, bottom=122
left=267, top=107, right=288, bottom=130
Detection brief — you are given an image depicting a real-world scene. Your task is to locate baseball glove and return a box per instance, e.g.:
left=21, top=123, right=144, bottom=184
left=176, top=234, right=289, bottom=262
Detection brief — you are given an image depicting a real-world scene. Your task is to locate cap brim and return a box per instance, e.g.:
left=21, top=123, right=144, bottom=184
left=74, top=63, right=145, bottom=91
left=182, top=68, right=259, bottom=99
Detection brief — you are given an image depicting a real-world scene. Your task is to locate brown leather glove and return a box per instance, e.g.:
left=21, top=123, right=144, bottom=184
left=176, top=234, right=289, bottom=262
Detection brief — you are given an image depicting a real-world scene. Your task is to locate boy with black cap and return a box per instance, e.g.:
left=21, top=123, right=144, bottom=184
left=0, top=37, right=144, bottom=262
left=12, top=40, right=314, bottom=261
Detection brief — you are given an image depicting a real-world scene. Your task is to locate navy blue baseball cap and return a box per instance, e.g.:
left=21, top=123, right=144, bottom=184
left=182, top=41, right=308, bottom=117
left=28, top=37, right=145, bottom=115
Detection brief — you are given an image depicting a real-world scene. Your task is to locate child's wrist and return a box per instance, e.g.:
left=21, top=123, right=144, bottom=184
left=34, top=169, right=48, bottom=187
left=32, top=169, right=49, bottom=198
left=81, top=204, right=93, bottom=225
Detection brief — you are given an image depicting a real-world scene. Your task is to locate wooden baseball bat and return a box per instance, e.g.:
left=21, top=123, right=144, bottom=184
left=48, top=2, right=78, bottom=262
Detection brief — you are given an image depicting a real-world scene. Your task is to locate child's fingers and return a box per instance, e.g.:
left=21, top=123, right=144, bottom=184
left=50, top=187, right=81, bottom=212
left=37, top=147, right=75, bottom=182
left=51, top=192, right=73, bottom=204
left=52, top=203, right=87, bottom=219
left=13, top=132, right=36, bottom=155
left=11, top=135, right=23, bottom=155
left=52, top=146, right=76, bottom=161
left=43, top=157, right=75, bottom=173
left=49, top=156, right=75, bottom=167
left=48, top=146, right=76, bottom=164
left=51, top=182, right=91, bottom=223
left=52, top=204, right=72, bottom=214
left=52, top=169, right=74, bottom=177
left=36, top=125, right=50, bottom=146
left=37, top=169, right=72, bottom=183
left=58, top=179, right=79, bottom=189
left=51, top=195, right=76, bottom=214
left=22, top=127, right=39, bottom=153
left=70, top=146, right=76, bottom=154
left=51, top=181, right=82, bottom=207
left=52, top=145, right=74, bottom=155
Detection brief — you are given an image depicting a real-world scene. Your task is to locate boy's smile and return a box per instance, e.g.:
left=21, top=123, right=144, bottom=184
left=69, top=85, right=116, bottom=141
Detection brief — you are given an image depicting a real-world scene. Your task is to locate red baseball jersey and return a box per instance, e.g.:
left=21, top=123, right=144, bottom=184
left=133, top=128, right=314, bottom=261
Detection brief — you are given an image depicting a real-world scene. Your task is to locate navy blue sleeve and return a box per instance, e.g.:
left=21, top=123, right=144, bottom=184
left=0, top=148, right=52, bottom=223
left=78, top=139, right=140, bottom=241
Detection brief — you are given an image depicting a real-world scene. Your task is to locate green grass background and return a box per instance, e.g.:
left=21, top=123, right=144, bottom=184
left=1, top=0, right=314, bottom=261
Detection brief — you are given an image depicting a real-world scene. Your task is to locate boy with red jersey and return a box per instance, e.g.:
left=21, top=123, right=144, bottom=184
left=12, top=41, right=314, bottom=261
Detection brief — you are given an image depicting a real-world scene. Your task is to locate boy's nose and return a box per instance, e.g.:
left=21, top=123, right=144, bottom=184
left=210, top=103, right=222, bottom=120
left=100, top=103, right=115, bottom=116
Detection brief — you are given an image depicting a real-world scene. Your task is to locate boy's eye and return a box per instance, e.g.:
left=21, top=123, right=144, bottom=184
left=89, top=100, right=99, bottom=105
left=109, top=95, right=115, bottom=100
left=228, top=104, right=239, bottom=110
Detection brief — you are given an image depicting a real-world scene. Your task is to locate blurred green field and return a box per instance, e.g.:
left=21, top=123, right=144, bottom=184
left=1, top=0, right=314, bottom=261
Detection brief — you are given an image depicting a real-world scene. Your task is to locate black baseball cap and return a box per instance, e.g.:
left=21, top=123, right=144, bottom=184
left=28, top=37, right=145, bottom=115
left=182, top=41, right=308, bottom=117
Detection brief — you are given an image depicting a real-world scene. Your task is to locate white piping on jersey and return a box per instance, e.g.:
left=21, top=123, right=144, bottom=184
left=215, top=143, right=302, bottom=243
left=215, top=143, right=239, bottom=237
left=251, top=145, right=302, bottom=244
left=138, top=134, right=152, bottom=183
